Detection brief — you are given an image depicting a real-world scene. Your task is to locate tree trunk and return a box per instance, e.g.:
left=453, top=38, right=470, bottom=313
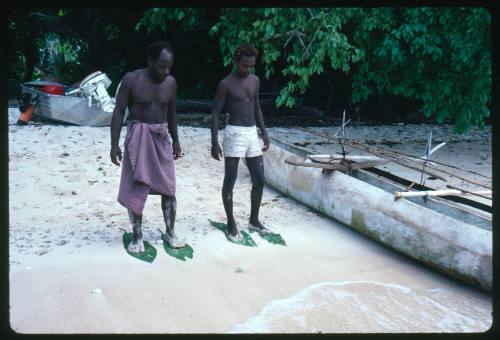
left=23, top=41, right=38, bottom=82
left=324, top=86, right=336, bottom=113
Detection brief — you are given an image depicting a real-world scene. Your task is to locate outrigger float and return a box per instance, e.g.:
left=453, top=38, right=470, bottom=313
left=263, top=113, right=492, bottom=291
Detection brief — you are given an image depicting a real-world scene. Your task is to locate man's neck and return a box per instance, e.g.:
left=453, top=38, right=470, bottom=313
left=146, top=68, right=162, bottom=83
left=232, top=71, right=247, bottom=80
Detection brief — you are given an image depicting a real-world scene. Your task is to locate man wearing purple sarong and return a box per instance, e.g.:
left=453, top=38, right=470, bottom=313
left=110, top=41, right=185, bottom=252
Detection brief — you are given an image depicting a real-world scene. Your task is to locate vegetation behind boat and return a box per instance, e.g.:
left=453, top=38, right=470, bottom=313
left=7, top=8, right=491, bottom=133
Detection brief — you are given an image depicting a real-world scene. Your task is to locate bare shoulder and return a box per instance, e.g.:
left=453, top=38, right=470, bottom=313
left=220, top=74, right=232, bottom=86
left=166, top=74, right=177, bottom=88
left=250, top=74, right=260, bottom=84
left=130, top=69, right=144, bottom=78
left=217, top=75, right=232, bottom=90
left=122, top=70, right=141, bottom=86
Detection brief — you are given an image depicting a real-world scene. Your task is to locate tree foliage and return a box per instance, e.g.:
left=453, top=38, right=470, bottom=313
left=8, top=8, right=491, bottom=133
left=139, top=7, right=491, bottom=133
left=351, top=8, right=491, bottom=133
left=8, top=8, right=146, bottom=96
left=136, top=8, right=225, bottom=98
left=209, top=8, right=364, bottom=108
left=136, top=8, right=212, bottom=33
left=8, top=9, right=66, bottom=94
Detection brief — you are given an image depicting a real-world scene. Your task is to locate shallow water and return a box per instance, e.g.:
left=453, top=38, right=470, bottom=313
left=228, top=281, right=491, bottom=333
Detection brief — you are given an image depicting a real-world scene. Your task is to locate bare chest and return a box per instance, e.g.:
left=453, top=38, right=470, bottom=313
left=130, top=79, right=173, bottom=106
left=227, top=81, right=256, bottom=102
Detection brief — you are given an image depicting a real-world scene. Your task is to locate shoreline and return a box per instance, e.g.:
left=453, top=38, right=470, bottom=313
left=8, top=109, right=492, bottom=333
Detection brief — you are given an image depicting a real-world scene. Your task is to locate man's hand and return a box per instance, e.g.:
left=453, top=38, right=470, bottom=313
left=262, top=132, right=270, bottom=152
left=211, top=143, right=223, bottom=161
left=110, top=145, right=122, bottom=166
left=173, top=141, right=182, bottom=160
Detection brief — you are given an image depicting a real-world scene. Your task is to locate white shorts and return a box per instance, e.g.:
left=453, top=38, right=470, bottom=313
left=223, top=124, right=262, bottom=158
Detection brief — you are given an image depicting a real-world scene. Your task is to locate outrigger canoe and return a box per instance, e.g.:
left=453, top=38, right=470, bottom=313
left=263, top=134, right=492, bottom=291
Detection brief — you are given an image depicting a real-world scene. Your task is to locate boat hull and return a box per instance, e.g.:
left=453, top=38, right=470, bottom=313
left=263, top=139, right=492, bottom=291
left=21, top=85, right=112, bottom=126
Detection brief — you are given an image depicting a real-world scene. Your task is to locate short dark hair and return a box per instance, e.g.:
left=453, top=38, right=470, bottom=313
left=147, top=41, right=174, bottom=61
left=234, top=43, right=259, bottom=61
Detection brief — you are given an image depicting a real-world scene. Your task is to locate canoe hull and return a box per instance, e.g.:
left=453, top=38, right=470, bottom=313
left=263, top=141, right=492, bottom=291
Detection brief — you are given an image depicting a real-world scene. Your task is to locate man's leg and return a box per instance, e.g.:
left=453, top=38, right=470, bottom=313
left=127, top=209, right=145, bottom=253
left=246, top=155, right=268, bottom=230
left=222, top=157, right=240, bottom=237
left=161, top=195, right=186, bottom=248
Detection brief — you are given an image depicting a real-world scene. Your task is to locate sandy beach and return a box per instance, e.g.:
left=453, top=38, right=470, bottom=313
left=8, top=108, right=492, bottom=333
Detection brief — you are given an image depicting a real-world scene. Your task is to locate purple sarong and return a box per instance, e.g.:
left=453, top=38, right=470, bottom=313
left=117, top=120, right=176, bottom=215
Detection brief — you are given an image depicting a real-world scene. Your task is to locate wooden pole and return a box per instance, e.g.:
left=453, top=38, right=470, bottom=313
left=309, top=154, right=386, bottom=161
left=285, top=157, right=349, bottom=171
left=446, top=185, right=493, bottom=200
left=394, top=189, right=491, bottom=199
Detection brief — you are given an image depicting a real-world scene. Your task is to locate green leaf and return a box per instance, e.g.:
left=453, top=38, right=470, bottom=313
left=285, top=96, right=296, bottom=107
left=265, top=23, right=275, bottom=37
left=209, top=25, right=218, bottom=36
left=249, top=229, right=286, bottom=246
left=163, top=242, right=193, bottom=261
left=209, top=220, right=257, bottom=247
left=352, top=92, right=360, bottom=103
left=122, top=232, right=157, bottom=263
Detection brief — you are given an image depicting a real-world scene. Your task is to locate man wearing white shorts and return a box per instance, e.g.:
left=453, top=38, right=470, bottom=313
left=223, top=124, right=262, bottom=158
left=210, top=43, right=272, bottom=241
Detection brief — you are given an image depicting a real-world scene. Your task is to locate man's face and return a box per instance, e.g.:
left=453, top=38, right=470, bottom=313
left=149, top=49, right=174, bottom=82
left=235, top=56, right=256, bottom=78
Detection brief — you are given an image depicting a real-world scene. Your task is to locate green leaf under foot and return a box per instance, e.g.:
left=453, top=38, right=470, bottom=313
left=157, top=229, right=194, bottom=261
left=122, top=232, right=157, bottom=263
left=209, top=219, right=257, bottom=247
left=249, top=229, right=287, bottom=246
left=163, top=241, right=194, bottom=261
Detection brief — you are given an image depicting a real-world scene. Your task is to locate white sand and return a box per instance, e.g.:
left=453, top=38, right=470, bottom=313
left=8, top=108, right=492, bottom=333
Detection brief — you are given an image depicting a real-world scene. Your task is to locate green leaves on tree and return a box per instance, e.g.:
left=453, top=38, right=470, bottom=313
left=138, top=7, right=491, bottom=133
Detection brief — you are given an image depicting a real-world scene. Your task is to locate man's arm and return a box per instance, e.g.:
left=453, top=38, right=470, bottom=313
left=254, top=76, right=270, bottom=151
left=166, top=77, right=181, bottom=160
left=210, top=79, right=228, bottom=160
left=110, top=73, right=133, bottom=166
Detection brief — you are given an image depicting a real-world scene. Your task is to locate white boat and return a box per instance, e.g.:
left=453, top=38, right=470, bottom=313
left=19, top=71, right=115, bottom=126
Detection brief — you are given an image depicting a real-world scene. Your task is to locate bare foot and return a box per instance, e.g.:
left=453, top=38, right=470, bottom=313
left=248, top=221, right=273, bottom=235
left=227, top=231, right=243, bottom=242
left=227, top=227, right=243, bottom=242
left=163, top=234, right=186, bottom=248
left=128, top=239, right=145, bottom=253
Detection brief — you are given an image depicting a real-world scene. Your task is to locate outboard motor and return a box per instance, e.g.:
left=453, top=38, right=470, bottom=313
left=66, top=71, right=115, bottom=113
